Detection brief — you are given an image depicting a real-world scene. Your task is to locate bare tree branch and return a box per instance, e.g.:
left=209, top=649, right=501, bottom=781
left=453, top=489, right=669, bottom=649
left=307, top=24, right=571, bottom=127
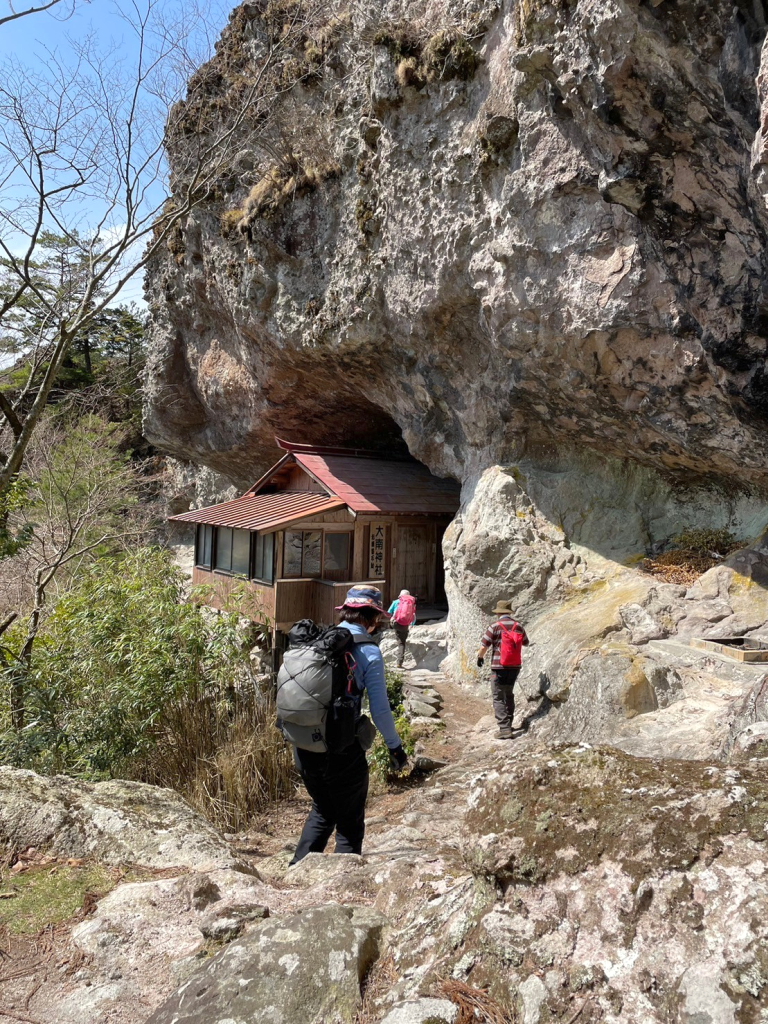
left=0, top=0, right=343, bottom=491
left=0, top=0, right=66, bottom=29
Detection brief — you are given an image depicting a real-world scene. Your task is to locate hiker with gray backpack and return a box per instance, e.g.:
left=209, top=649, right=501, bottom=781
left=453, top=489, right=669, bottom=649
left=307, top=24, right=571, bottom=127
left=277, top=585, right=407, bottom=864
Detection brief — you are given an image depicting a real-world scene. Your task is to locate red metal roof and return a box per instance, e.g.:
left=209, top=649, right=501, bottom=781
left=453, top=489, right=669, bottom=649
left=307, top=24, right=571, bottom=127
left=169, top=492, right=345, bottom=531
left=292, top=453, right=460, bottom=515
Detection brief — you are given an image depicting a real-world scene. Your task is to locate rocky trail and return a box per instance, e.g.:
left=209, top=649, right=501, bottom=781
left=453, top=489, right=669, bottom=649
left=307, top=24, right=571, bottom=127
left=2, top=662, right=768, bottom=1024
left=0, top=670, right=495, bottom=1024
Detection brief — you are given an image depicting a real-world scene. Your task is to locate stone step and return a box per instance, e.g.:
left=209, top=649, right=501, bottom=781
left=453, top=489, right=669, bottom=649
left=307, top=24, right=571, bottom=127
left=406, top=698, right=440, bottom=718
left=404, top=689, right=442, bottom=707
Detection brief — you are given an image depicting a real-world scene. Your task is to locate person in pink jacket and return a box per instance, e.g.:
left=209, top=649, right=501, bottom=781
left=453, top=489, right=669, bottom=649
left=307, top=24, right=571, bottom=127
left=388, top=589, right=417, bottom=668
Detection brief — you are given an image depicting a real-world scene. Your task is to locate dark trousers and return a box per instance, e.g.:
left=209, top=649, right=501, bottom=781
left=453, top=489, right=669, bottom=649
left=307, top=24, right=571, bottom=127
left=290, top=742, right=369, bottom=864
left=393, top=623, right=409, bottom=667
left=491, top=667, right=520, bottom=732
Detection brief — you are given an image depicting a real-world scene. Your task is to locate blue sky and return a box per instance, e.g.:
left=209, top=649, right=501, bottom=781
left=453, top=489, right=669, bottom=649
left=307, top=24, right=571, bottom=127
left=0, top=0, right=231, bottom=307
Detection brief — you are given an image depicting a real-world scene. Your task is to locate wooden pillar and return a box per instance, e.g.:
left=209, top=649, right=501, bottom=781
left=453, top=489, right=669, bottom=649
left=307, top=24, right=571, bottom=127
left=389, top=520, right=399, bottom=604
left=428, top=522, right=437, bottom=604
left=275, top=531, right=284, bottom=578
left=352, top=517, right=365, bottom=581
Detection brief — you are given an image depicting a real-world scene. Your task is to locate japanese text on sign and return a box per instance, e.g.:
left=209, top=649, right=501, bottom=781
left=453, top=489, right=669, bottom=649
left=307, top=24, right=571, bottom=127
left=368, top=523, right=386, bottom=578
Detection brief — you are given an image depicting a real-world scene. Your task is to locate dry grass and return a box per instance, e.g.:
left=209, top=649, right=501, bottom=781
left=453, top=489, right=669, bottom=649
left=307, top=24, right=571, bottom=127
left=235, top=156, right=340, bottom=232
left=640, top=549, right=720, bottom=586
left=220, top=208, right=245, bottom=236
left=440, top=979, right=516, bottom=1024
left=354, top=954, right=399, bottom=1024
left=139, top=686, right=296, bottom=832
left=639, top=528, right=743, bottom=586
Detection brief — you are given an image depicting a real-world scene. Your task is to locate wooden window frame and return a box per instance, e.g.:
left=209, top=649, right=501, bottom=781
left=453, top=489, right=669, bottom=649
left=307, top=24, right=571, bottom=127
left=322, top=531, right=351, bottom=577
left=195, top=524, right=213, bottom=569
left=282, top=529, right=323, bottom=579
left=252, top=532, right=275, bottom=586
left=214, top=526, right=251, bottom=577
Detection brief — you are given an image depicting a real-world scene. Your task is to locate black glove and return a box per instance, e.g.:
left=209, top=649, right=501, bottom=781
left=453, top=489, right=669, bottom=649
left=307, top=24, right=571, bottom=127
left=389, top=744, right=408, bottom=772
left=477, top=657, right=484, bottom=668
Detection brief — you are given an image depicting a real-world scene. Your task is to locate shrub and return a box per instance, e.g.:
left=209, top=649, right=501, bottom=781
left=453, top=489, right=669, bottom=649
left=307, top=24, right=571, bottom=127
left=671, top=528, right=741, bottom=557
left=367, top=666, right=414, bottom=787
left=385, top=666, right=404, bottom=707
left=220, top=208, right=245, bottom=236
left=0, top=548, right=294, bottom=829
left=421, top=31, right=479, bottom=82
left=373, top=23, right=479, bottom=88
left=640, top=527, right=745, bottom=586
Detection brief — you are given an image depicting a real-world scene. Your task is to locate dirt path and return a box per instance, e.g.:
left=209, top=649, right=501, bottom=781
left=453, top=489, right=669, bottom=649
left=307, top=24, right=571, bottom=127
left=237, top=670, right=490, bottom=860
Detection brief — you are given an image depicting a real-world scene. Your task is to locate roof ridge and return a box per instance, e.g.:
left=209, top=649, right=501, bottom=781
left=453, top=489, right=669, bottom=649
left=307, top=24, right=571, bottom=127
left=276, top=436, right=412, bottom=461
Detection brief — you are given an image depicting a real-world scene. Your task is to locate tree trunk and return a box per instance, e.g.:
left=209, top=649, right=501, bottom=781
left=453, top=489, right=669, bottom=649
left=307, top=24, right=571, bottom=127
left=11, top=569, right=45, bottom=730
left=82, top=336, right=92, bottom=376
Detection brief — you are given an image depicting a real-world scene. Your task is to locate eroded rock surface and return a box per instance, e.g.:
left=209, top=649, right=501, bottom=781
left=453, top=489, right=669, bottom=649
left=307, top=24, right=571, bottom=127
left=148, top=903, right=388, bottom=1024
left=4, top=674, right=768, bottom=1023
left=144, top=0, right=768, bottom=766
left=147, top=0, right=768, bottom=489
left=0, top=768, right=243, bottom=870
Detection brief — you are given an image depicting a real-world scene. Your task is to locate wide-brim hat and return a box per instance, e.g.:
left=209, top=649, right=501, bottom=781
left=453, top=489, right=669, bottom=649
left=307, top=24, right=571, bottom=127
left=493, top=600, right=514, bottom=615
left=336, top=585, right=390, bottom=616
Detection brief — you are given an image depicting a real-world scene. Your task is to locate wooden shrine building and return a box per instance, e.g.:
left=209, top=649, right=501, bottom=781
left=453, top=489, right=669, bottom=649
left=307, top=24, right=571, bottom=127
left=170, top=439, right=461, bottom=635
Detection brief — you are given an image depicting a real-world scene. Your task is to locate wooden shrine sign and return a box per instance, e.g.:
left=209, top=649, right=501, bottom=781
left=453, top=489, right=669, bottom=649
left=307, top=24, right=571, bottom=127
left=368, top=522, right=386, bottom=579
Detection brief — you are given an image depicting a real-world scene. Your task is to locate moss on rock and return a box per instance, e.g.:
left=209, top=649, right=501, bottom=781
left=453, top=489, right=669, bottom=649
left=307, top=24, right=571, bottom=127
left=464, top=746, right=768, bottom=887
left=0, top=864, right=113, bottom=934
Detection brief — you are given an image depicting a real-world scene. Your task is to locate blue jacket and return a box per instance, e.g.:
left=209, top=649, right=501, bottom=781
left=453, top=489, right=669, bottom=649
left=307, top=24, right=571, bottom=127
left=339, top=620, right=401, bottom=750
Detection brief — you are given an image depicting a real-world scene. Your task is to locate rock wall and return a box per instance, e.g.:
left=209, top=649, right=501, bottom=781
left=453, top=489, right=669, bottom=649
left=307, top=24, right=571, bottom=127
left=145, top=0, right=768, bottom=740
left=147, top=0, right=768, bottom=478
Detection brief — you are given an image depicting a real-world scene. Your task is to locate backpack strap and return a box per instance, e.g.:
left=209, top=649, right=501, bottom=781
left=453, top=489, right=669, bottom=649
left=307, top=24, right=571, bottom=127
left=499, top=620, right=520, bottom=634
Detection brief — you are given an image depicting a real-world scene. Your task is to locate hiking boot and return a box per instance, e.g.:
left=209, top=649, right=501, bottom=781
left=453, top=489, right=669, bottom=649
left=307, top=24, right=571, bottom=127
left=496, top=729, right=514, bottom=740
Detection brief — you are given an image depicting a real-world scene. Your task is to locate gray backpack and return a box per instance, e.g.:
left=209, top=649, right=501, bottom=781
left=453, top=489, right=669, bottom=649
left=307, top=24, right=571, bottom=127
left=276, top=623, right=368, bottom=753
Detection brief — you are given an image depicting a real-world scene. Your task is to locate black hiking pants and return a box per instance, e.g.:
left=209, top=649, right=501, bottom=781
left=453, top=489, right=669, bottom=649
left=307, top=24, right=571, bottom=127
left=290, top=742, right=369, bottom=864
left=393, top=623, right=409, bottom=667
left=491, top=667, right=521, bottom=733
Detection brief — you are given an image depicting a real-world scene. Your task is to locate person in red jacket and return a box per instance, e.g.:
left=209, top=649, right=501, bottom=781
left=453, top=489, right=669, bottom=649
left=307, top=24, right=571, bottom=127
left=476, top=599, right=529, bottom=739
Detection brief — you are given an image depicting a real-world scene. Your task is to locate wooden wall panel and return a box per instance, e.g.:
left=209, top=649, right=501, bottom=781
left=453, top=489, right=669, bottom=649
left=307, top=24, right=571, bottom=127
left=275, top=579, right=314, bottom=626
left=191, top=567, right=276, bottom=621
left=283, top=467, right=324, bottom=492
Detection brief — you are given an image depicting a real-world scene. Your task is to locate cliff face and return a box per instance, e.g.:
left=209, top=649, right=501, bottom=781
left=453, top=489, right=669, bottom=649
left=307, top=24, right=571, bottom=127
left=146, top=0, right=768, bottom=671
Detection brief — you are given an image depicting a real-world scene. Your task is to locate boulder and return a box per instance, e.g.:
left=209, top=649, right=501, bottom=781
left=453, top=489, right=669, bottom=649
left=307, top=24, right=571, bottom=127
left=373, top=744, right=768, bottom=1023
left=542, top=639, right=768, bottom=760
left=404, top=687, right=442, bottom=708
left=380, top=998, right=458, bottom=1024
left=0, top=768, right=242, bottom=870
left=380, top=622, right=449, bottom=672
left=411, top=755, right=449, bottom=774
left=406, top=674, right=447, bottom=690
left=148, top=903, right=388, bottom=1024
left=69, top=869, right=271, bottom=1019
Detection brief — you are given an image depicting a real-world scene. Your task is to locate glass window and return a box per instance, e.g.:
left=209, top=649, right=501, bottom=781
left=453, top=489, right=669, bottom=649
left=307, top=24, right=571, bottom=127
left=324, top=533, right=349, bottom=573
left=283, top=531, right=323, bottom=577
left=284, top=531, right=303, bottom=576
left=215, top=527, right=233, bottom=571
left=303, top=532, right=321, bottom=576
left=214, top=527, right=250, bottom=575
left=195, top=524, right=213, bottom=568
left=232, top=529, right=251, bottom=576
left=262, top=532, right=274, bottom=583
left=252, top=533, right=275, bottom=584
